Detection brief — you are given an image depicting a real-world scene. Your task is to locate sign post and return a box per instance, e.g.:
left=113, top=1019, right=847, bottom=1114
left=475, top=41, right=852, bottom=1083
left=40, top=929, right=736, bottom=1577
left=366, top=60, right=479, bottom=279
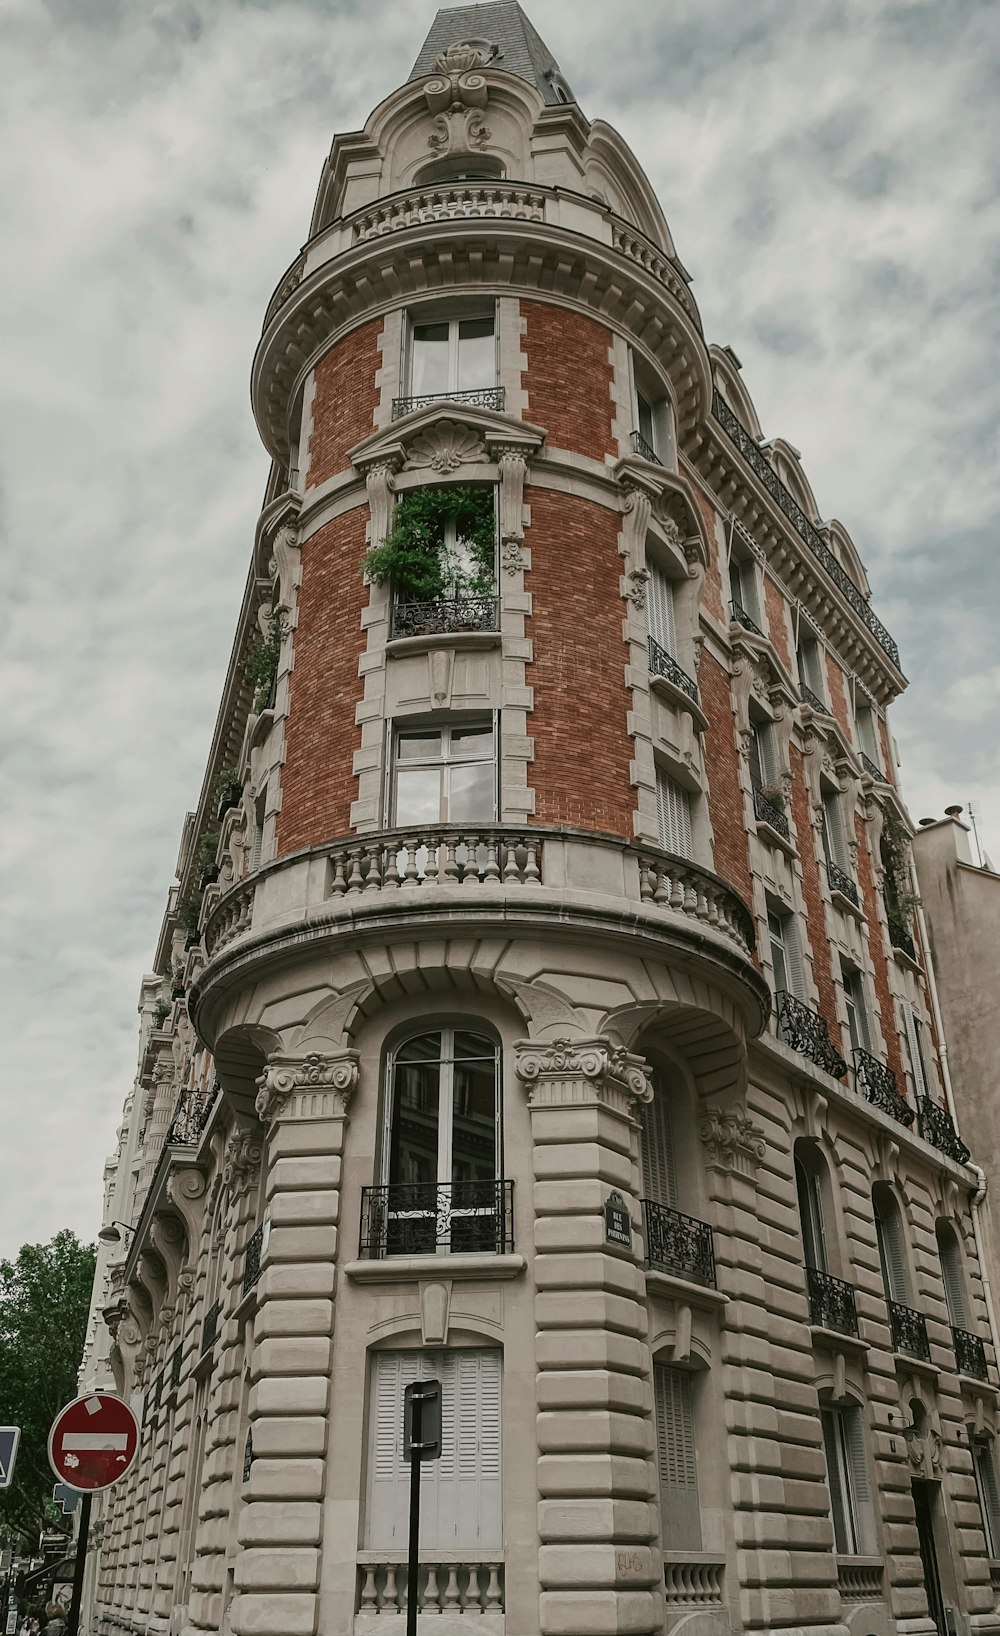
left=402, top=1380, right=442, bottom=1636
left=48, top=1394, right=140, bottom=1636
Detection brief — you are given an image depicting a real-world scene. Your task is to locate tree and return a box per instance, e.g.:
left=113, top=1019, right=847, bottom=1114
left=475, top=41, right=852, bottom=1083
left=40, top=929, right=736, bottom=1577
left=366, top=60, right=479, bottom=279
left=0, top=1230, right=96, bottom=1545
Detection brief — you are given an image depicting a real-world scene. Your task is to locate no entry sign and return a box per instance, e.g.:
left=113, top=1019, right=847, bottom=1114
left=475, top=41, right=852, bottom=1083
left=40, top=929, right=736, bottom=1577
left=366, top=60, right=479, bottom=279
left=48, top=1394, right=139, bottom=1493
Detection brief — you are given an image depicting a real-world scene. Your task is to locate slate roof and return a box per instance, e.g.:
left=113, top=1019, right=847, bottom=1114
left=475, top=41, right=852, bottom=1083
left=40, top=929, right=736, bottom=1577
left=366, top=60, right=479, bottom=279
left=409, top=2, right=575, bottom=107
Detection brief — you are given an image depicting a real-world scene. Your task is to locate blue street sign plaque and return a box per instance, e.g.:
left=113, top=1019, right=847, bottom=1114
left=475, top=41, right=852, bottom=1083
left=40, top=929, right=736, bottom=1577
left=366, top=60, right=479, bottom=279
left=52, top=1481, right=82, bottom=1515
left=0, top=1427, right=20, bottom=1489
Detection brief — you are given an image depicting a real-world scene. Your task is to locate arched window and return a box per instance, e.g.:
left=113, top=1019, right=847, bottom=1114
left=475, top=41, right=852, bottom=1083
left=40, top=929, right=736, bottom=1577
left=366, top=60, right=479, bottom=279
left=413, top=154, right=506, bottom=186
left=819, top=1393, right=876, bottom=1555
left=795, top=1144, right=829, bottom=1274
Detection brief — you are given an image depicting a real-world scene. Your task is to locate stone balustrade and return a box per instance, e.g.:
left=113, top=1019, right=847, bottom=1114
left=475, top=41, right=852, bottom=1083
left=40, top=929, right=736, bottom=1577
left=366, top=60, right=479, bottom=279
left=357, top=1558, right=504, bottom=1617
left=836, top=1558, right=884, bottom=1603
left=203, top=877, right=254, bottom=958
left=662, top=1555, right=726, bottom=1607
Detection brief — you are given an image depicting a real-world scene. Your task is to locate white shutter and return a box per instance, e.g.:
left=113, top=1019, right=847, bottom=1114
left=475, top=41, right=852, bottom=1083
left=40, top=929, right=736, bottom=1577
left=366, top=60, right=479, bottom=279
left=844, top=1407, right=876, bottom=1554
left=975, top=1444, right=1000, bottom=1558
left=647, top=564, right=677, bottom=655
left=937, top=1231, right=968, bottom=1328
left=874, top=1199, right=909, bottom=1305
left=821, top=1409, right=854, bottom=1554
left=783, top=916, right=805, bottom=999
left=641, top=1094, right=676, bottom=1207
left=655, top=1365, right=701, bottom=1551
left=367, top=1350, right=422, bottom=1550
left=656, top=771, right=693, bottom=859
left=822, top=793, right=850, bottom=870
left=902, top=1005, right=928, bottom=1098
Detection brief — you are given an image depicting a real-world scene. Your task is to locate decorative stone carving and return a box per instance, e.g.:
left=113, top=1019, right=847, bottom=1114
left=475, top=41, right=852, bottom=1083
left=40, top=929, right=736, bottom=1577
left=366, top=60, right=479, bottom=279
left=222, top=1130, right=264, bottom=1195
left=404, top=420, right=489, bottom=473
left=493, top=444, right=533, bottom=544
left=625, top=568, right=649, bottom=610
left=267, top=513, right=299, bottom=608
left=364, top=458, right=398, bottom=548
left=427, top=108, right=491, bottom=156
left=256, top=1050, right=360, bottom=1124
left=425, top=45, right=491, bottom=113
left=620, top=483, right=653, bottom=559
left=699, top=1104, right=766, bottom=1178
left=514, top=1036, right=653, bottom=1113
left=501, top=537, right=524, bottom=577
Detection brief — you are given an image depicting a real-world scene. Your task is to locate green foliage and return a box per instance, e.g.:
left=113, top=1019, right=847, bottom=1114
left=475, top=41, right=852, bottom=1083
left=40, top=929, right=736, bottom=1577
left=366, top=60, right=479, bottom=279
left=244, top=630, right=280, bottom=712
left=177, top=896, right=201, bottom=937
left=880, top=809, right=921, bottom=932
left=216, top=766, right=242, bottom=807
left=196, top=831, right=220, bottom=872
left=0, top=1231, right=97, bottom=1546
left=363, top=485, right=496, bottom=601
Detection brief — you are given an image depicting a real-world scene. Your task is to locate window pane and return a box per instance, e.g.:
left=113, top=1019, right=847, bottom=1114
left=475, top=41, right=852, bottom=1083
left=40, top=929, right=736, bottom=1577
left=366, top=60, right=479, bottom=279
left=389, top=1059, right=440, bottom=1185
left=447, top=760, right=495, bottom=822
left=768, top=912, right=789, bottom=993
left=396, top=731, right=442, bottom=761
left=456, top=317, right=495, bottom=390
left=411, top=324, right=450, bottom=396
left=449, top=725, right=493, bottom=758
left=452, top=1031, right=495, bottom=1061
left=394, top=766, right=441, bottom=826
left=451, top=1058, right=497, bottom=1183
left=396, top=1032, right=443, bottom=1065
left=637, top=392, right=656, bottom=447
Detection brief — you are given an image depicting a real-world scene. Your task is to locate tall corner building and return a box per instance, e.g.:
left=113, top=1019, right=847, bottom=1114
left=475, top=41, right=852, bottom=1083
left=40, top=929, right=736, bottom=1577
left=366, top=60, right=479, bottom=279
left=85, top=8, right=1000, bottom=1636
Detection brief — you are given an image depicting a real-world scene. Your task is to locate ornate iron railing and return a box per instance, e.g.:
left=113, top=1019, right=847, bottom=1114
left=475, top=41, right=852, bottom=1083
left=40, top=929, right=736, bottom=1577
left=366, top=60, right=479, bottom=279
left=729, top=600, right=763, bottom=636
left=360, top=1180, right=514, bottom=1259
left=167, top=1080, right=219, bottom=1146
left=799, top=683, right=827, bottom=714
left=648, top=636, right=699, bottom=703
left=917, top=1098, right=970, bottom=1165
left=854, top=1049, right=913, bottom=1126
left=242, top=1430, right=254, bottom=1483
left=712, top=394, right=901, bottom=668
left=953, top=1327, right=988, bottom=1380
left=775, top=991, right=847, bottom=1078
left=641, top=1199, right=716, bottom=1287
left=630, top=428, right=662, bottom=465
left=887, top=913, right=917, bottom=962
left=392, top=386, right=505, bottom=419
left=860, top=752, right=884, bottom=782
left=826, top=860, right=860, bottom=907
left=806, top=1267, right=859, bottom=1336
left=242, top=1222, right=265, bottom=1295
left=390, top=594, right=499, bottom=640
left=752, top=783, right=790, bottom=841
left=202, top=1299, right=223, bottom=1354
left=889, top=1299, right=930, bottom=1361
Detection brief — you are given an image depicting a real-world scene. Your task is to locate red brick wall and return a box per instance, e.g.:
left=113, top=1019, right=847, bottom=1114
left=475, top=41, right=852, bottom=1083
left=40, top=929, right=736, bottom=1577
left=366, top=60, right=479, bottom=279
left=276, top=508, right=367, bottom=854
left=764, top=576, right=792, bottom=671
left=305, top=318, right=384, bottom=489
left=699, top=652, right=755, bottom=917
left=524, top=486, right=634, bottom=835
left=692, top=490, right=725, bottom=624
left=824, top=650, right=852, bottom=738
left=520, top=301, right=614, bottom=461
left=878, top=716, right=897, bottom=790
left=788, top=746, right=842, bottom=1051
left=855, top=812, right=906, bottom=1088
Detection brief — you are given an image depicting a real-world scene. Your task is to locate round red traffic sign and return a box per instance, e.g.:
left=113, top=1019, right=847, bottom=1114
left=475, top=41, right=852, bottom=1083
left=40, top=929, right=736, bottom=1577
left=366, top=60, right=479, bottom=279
left=48, top=1393, right=140, bottom=1492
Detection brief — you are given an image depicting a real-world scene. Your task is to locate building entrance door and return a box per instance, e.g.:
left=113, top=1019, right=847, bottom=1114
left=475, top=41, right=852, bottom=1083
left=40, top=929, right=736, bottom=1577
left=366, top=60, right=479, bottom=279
left=912, top=1481, right=948, bottom=1636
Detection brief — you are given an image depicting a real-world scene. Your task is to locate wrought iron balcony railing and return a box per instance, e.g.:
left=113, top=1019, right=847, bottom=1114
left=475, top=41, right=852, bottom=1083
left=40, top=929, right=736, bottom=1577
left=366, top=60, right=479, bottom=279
left=729, top=600, right=763, bottom=636
left=806, top=1266, right=859, bottom=1336
left=887, top=913, right=917, bottom=963
left=390, top=594, right=499, bottom=640
left=712, top=393, right=901, bottom=668
left=953, top=1326, right=988, bottom=1380
left=752, top=783, right=790, bottom=841
left=630, top=428, right=662, bottom=465
left=775, top=990, right=847, bottom=1078
left=392, top=386, right=505, bottom=419
left=202, top=1298, right=223, bottom=1354
left=854, top=1049, right=914, bottom=1126
left=167, top=1080, right=219, bottom=1146
left=360, top=1180, right=514, bottom=1259
left=860, top=752, right=884, bottom=782
left=648, top=636, right=699, bottom=704
left=170, top=1346, right=182, bottom=1391
left=799, top=683, right=827, bottom=714
left=889, top=1299, right=930, bottom=1361
left=641, top=1199, right=716, bottom=1287
left=826, top=859, right=860, bottom=907
left=917, top=1097, right=970, bottom=1165
left=242, top=1222, right=265, bottom=1295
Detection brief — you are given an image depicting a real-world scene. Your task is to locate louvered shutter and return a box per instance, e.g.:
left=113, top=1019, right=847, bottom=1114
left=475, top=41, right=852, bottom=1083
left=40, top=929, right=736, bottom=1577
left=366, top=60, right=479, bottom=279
left=874, top=1199, right=909, bottom=1304
left=822, top=794, right=850, bottom=870
left=782, top=916, right=805, bottom=999
left=938, top=1231, right=968, bottom=1329
left=647, top=564, right=677, bottom=656
left=975, top=1444, right=1000, bottom=1558
left=844, top=1407, right=876, bottom=1554
left=641, top=1094, right=676, bottom=1207
left=656, top=771, right=693, bottom=859
left=756, top=722, right=779, bottom=787
left=902, top=1005, right=928, bottom=1098
left=654, top=1365, right=701, bottom=1551
left=820, top=1409, right=854, bottom=1554
left=795, top=1159, right=827, bottom=1273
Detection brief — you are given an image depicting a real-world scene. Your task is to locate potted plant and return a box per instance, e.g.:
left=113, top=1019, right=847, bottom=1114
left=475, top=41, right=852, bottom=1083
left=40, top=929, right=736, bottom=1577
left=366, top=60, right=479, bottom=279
left=170, top=967, right=185, bottom=1001
left=197, top=831, right=221, bottom=891
left=152, top=998, right=170, bottom=1029
left=363, top=485, right=496, bottom=635
left=178, top=897, right=202, bottom=949
left=245, top=624, right=280, bottom=713
left=216, top=766, right=243, bottom=822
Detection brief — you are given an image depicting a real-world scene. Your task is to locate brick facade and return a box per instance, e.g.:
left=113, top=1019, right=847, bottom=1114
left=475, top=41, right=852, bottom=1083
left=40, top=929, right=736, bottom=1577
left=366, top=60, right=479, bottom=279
left=789, top=744, right=843, bottom=1050
left=519, top=300, right=614, bottom=461
left=855, top=811, right=907, bottom=1086
left=305, top=318, right=383, bottom=489
left=764, top=574, right=792, bottom=670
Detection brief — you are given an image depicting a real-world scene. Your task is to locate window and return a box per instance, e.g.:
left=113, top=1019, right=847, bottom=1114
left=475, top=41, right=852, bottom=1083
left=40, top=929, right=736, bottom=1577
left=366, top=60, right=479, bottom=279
left=796, top=627, right=826, bottom=706
left=655, top=768, right=693, bottom=859
left=795, top=1150, right=828, bottom=1273
left=902, top=1004, right=928, bottom=1098
left=391, top=722, right=496, bottom=827
left=250, top=789, right=266, bottom=873
left=630, top=350, right=675, bottom=465
left=841, top=966, right=871, bottom=1054
left=973, top=1440, right=1000, bottom=1559
left=768, top=908, right=803, bottom=998
left=873, top=1186, right=909, bottom=1305
left=728, top=550, right=761, bottom=628
left=414, top=155, right=505, bottom=186
left=409, top=313, right=496, bottom=398
left=366, top=1348, right=502, bottom=1551
left=647, top=562, right=678, bottom=656
left=641, top=1091, right=676, bottom=1208
left=821, top=1405, right=875, bottom=1555
left=821, top=792, right=852, bottom=874
left=935, top=1223, right=968, bottom=1329
left=654, top=1364, right=701, bottom=1550
left=855, top=700, right=881, bottom=768
left=749, top=721, right=779, bottom=794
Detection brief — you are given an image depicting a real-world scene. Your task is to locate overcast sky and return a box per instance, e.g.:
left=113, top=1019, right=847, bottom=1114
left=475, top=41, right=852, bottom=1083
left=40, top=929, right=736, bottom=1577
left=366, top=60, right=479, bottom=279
left=1, top=0, right=997, bottom=1260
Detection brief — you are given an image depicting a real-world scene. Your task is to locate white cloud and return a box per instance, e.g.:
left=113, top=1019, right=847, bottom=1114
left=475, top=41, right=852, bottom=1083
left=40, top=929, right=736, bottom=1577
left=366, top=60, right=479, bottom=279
left=1, top=0, right=997, bottom=1256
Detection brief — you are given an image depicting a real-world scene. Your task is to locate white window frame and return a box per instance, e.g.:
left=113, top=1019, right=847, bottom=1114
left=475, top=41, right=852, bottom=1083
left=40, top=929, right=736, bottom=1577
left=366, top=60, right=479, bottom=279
left=655, top=766, right=694, bottom=859
left=388, top=717, right=499, bottom=828
left=728, top=549, right=761, bottom=627
left=796, top=624, right=826, bottom=702
left=795, top=1152, right=829, bottom=1274
left=841, top=964, right=871, bottom=1055
left=380, top=1027, right=502, bottom=1191
left=629, top=347, right=675, bottom=464
left=407, top=308, right=498, bottom=397
left=974, top=1440, right=1000, bottom=1560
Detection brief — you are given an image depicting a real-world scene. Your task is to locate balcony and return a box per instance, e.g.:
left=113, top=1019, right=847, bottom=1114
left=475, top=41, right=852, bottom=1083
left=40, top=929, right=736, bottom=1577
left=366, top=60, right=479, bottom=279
left=775, top=991, right=847, bottom=1078
left=390, top=594, right=499, bottom=641
left=854, top=1049, right=914, bottom=1127
left=360, top=1180, right=514, bottom=1259
left=887, top=912, right=917, bottom=963
left=752, top=782, right=790, bottom=842
left=889, top=1299, right=930, bottom=1361
left=392, top=386, right=505, bottom=420
left=806, top=1267, right=859, bottom=1337
left=860, top=752, right=884, bottom=782
left=953, top=1326, right=988, bottom=1380
left=729, top=600, right=763, bottom=637
left=630, top=428, right=662, bottom=465
left=799, top=683, right=827, bottom=714
left=329, top=828, right=541, bottom=893
left=648, top=635, right=699, bottom=704
left=642, top=1199, right=716, bottom=1287
left=202, top=1298, right=223, bottom=1354
left=242, top=1222, right=265, bottom=1296
left=826, top=859, right=860, bottom=908
left=917, top=1097, right=970, bottom=1165
left=358, top=1558, right=503, bottom=1618
left=167, top=1080, right=219, bottom=1146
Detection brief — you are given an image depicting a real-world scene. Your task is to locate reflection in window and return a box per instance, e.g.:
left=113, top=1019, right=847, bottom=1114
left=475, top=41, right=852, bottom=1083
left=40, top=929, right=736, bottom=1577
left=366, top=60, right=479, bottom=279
left=391, top=722, right=496, bottom=828
left=410, top=314, right=496, bottom=397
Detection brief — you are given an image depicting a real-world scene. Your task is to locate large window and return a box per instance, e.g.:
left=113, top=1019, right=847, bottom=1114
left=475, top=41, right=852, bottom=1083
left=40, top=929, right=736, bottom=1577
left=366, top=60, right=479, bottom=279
left=641, top=1091, right=676, bottom=1208
left=654, top=1364, right=702, bottom=1550
left=409, top=314, right=496, bottom=398
left=768, top=907, right=803, bottom=998
left=796, top=626, right=826, bottom=707
left=728, top=549, right=761, bottom=629
left=647, top=562, right=678, bottom=657
left=841, top=964, right=871, bottom=1054
left=821, top=1404, right=875, bottom=1555
left=366, top=1348, right=502, bottom=1551
left=855, top=699, right=881, bottom=769
left=795, top=1148, right=829, bottom=1274
left=821, top=792, right=852, bottom=877
left=630, top=350, right=675, bottom=464
left=973, top=1440, right=1000, bottom=1559
left=391, top=722, right=496, bottom=828
left=902, top=1003, right=929, bottom=1098
left=935, top=1222, right=969, bottom=1330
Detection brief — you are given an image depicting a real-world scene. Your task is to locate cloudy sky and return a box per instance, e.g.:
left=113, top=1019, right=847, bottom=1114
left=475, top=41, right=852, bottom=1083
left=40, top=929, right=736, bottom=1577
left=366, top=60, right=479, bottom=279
left=1, top=0, right=997, bottom=1260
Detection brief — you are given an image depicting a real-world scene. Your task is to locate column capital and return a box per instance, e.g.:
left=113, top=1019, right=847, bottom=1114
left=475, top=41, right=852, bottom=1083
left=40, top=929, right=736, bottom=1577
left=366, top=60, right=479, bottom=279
left=255, top=1049, right=359, bottom=1124
left=513, top=1035, right=652, bottom=1113
left=699, top=1102, right=765, bottom=1178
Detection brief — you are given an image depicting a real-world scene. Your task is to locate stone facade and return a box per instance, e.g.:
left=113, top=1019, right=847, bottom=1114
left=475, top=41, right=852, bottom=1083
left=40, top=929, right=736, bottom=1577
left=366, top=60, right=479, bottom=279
left=81, top=8, right=1000, bottom=1636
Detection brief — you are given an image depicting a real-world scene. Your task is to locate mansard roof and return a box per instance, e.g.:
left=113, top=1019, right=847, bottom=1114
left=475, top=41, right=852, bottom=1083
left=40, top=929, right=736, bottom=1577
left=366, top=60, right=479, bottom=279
left=409, top=1, right=575, bottom=107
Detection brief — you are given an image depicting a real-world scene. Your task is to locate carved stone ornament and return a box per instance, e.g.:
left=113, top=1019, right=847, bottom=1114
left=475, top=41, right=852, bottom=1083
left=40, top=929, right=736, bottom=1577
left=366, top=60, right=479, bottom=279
left=493, top=444, right=533, bottom=544
left=364, top=458, right=399, bottom=550
left=620, top=482, right=653, bottom=559
left=255, top=1050, right=360, bottom=1124
left=424, top=46, right=491, bottom=117
left=699, top=1104, right=766, bottom=1179
left=267, top=513, right=300, bottom=607
left=501, top=537, right=524, bottom=577
left=404, top=420, right=489, bottom=474
left=222, top=1130, right=264, bottom=1195
left=514, top=1036, right=653, bottom=1113
left=626, top=568, right=650, bottom=610
left=427, top=108, right=491, bottom=157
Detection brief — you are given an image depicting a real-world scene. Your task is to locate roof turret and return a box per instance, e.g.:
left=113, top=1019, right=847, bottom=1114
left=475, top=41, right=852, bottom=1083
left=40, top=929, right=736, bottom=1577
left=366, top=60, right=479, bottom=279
left=409, top=1, right=576, bottom=107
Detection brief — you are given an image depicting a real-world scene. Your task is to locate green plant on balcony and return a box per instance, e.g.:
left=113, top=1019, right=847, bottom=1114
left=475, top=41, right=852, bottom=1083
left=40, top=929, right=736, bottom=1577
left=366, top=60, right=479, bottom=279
left=881, top=809, right=921, bottom=944
left=363, top=484, right=496, bottom=601
left=245, top=620, right=281, bottom=713
left=215, top=766, right=243, bottom=818
left=177, top=896, right=201, bottom=942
